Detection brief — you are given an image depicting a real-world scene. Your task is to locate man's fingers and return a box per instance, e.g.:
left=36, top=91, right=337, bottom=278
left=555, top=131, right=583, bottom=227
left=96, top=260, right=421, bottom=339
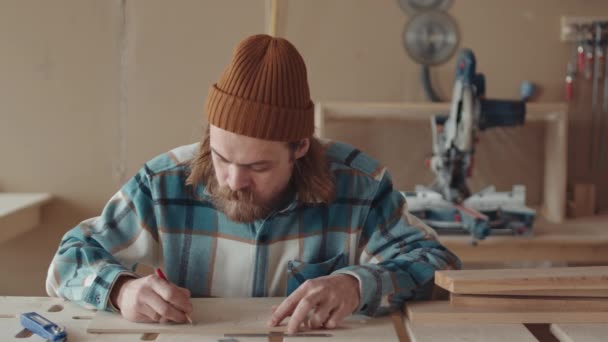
left=146, top=291, right=188, bottom=323
left=150, top=276, right=193, bottom=314
left=309, top=304, right=333, bottom=329
left=324, top=305, right=351, bottom=329
left=269, top=286, right=307, bottom=326
left=137, top=303, right=161, bottom=323
left=287, top=296, right=320, bottom=334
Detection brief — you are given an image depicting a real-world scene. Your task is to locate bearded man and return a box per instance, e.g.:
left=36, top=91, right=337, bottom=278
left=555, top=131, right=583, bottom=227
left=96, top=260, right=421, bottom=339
left=46, top=34, right=460, bottom=334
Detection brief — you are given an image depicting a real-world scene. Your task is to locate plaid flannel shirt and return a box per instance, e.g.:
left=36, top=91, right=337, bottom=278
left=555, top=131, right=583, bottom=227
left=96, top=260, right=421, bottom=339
left=46, top=141, right=461, bottom=315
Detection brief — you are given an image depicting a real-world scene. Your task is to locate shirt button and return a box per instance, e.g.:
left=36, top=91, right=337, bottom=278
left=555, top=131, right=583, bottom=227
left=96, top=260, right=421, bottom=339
left=95, top=295, right=101, bottom=304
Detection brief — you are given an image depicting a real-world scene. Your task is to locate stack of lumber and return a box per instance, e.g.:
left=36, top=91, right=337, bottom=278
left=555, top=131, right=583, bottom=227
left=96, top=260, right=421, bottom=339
left=406, top=266, right=608, bottom=323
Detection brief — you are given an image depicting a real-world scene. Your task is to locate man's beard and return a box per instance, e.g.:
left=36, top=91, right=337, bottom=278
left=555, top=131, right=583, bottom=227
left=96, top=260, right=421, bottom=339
left=207, top=177, right=274, bottom=223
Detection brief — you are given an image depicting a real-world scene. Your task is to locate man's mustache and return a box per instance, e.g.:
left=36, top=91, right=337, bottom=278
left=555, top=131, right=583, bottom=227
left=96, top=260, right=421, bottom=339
left=214, top=185, right=255, bottom=203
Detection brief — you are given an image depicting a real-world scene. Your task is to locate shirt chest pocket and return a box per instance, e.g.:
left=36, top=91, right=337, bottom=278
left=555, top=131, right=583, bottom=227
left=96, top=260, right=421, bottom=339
left=286, top=253, right=347, bottom=296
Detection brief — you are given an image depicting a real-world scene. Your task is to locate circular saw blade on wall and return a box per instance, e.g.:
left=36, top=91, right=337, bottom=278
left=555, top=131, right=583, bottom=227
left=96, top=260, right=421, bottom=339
left=402, top=10, right=459, bottom=66
left=397, top=0, right=452, bottom=14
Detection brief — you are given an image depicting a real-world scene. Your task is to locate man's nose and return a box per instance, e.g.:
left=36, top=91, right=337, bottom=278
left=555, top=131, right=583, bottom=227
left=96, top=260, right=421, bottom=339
left=226, top=165, right=250, bottom=191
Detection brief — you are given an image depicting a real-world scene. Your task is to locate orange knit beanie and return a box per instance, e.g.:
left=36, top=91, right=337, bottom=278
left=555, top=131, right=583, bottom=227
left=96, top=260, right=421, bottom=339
left=205, top=34, right=314, bottom=142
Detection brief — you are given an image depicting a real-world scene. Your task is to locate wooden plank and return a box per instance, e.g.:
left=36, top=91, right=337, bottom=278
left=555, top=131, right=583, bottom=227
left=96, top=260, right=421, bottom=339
left=0, top=316, right=91, bottom=342
left=406, top=319, right=537, bottom=342
left=318, top=102, right=566, bottom=123
left=0, top=193, right=51, bottom=243
left=435, top=266, right=608, bottom=294
left=88, top=297, right=398, bottom=340
left=406, top=301, right=608, bottom=324
left=440, top=214, right=608, bottom=264
left=88, top=297, right=285, bottom=334
left=542, top=106, right=568, bottom=223
left=450, top=294, right=608, bottom=311
left=453, top=289, right=608, bottom=298
left=0, top=296, right=67, bottom=316
left=283, top=315, right=399, bottom=342
left=568, top=183, right=596, bottom=218
left=156, top=332, right=267, bottom=342
left=0, top=296, right=143, bottom=342
left=390, top=311, right=410, bottom=342
left=550, top=323, right=608, bottom=342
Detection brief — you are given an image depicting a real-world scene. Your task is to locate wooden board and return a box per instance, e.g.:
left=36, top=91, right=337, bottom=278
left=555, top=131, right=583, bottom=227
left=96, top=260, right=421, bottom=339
left=0, top=193, right=51, bottom=243
left=568, top=183, right=596, bottom=218
left=88, top=297, right=285, bottom=334
left=435, top=266, right=608, bottom=295
left=550, top=323, right=608, bottom=342
left=406, top=301, right=608, bottom=324
left=0, top=296, right=147, bottom=342
left=405, top=319, right=537, bottom=342
left=156, top=332, right=273, bottom=342
left=0, top=296, right=68, bottom=316
left=88, top=297, right=398, bottom=340
left=440, top=214, right=608, bottom=265
left=450, top=294, right=608, bottom=311
left=459, top=289, right=608, bottom=298
left=283, top=314, right=400, bottom=342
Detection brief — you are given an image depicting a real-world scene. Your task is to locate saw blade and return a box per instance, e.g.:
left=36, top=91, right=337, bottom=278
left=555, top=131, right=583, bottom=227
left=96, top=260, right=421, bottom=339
left=397, top=0, right=452, bottom=14
left=402, top=10, right=459, bottom=66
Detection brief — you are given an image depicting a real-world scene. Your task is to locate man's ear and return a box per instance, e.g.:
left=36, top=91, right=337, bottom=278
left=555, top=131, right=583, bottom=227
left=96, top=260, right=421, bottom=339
left=294, top=138, right=310, bottom=159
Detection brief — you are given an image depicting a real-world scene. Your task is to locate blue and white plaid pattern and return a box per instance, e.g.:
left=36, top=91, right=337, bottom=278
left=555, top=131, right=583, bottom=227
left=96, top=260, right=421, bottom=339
left=46, top=141, right=461, bottom=315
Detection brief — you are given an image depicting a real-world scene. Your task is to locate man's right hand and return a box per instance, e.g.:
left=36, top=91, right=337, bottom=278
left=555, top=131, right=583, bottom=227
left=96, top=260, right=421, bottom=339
left=110, top=274, right=193, bottom=324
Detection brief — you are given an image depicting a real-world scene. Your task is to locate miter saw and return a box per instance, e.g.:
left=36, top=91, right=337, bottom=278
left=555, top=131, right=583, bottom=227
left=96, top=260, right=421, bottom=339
left=403, top=49, right=535, bottom=243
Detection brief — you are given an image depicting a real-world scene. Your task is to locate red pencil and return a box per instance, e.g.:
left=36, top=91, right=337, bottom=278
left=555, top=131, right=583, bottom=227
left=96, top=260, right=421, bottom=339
left=155, top=268, right=193, bottom=325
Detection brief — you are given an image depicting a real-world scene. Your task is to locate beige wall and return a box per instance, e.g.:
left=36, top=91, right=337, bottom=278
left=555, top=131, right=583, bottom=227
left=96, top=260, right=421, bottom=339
left=1, top=0, right=606, bottom=295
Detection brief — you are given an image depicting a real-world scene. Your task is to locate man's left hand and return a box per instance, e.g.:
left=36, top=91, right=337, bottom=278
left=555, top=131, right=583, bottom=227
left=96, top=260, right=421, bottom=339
left=268, top=274, right=360, bottom=334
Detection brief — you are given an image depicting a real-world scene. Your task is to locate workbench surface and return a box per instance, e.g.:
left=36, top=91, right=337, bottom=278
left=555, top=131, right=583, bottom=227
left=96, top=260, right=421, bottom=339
left=1, top=296, right=603, bottom=341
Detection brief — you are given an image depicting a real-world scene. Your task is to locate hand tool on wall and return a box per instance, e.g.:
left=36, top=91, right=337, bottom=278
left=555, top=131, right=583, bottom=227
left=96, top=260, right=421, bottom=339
left=567, top=25, right=584, bottom=102
left=399, top=2, right=459, bottom=102
left=566, top=62, right=575, bottom=102
left=397, top=0, right=453, bottom=14
left=600, top=30, right=608, bottom=168
left=585, top=41, right=594, bottom=80
left=590, top=22, right=603, bottom=170
left=577, top=37, right=586, bottom=75
left=573, top=24, right=583, bottom=75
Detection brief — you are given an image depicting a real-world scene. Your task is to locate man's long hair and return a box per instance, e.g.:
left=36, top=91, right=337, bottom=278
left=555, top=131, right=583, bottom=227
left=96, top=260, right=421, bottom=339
left=186, top=126, right=335, bottom=205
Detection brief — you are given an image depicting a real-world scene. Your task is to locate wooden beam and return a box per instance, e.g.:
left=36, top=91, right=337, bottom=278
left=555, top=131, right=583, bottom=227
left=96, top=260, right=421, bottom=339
left=265, top=0, right=287, bottom=37
left=450, top=294, right=608, bottom=311
left=407, top=301, right=608, bottom=324
left=435, top=266, right=608, bottom=295
left=440, top=214, right=608, bottom=264
left=406, top=319, right=537, bottom=341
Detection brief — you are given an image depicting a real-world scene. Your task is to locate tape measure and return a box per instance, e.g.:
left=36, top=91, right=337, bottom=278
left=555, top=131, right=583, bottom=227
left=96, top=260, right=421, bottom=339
left=20, top=312, right=67, bottom=342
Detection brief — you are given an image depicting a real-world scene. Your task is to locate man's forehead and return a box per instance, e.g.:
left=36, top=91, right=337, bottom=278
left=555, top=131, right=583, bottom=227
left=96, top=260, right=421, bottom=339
left=209, top=125, right=285, bottom=160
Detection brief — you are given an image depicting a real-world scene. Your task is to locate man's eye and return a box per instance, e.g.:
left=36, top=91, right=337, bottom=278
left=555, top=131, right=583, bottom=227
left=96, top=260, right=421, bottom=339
left=250, top=165, right=270, bottom=172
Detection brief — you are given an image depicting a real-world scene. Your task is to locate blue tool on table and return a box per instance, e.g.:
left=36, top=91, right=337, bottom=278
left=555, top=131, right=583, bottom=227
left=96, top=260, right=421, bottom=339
left=20, top=312, right=67, bottom=342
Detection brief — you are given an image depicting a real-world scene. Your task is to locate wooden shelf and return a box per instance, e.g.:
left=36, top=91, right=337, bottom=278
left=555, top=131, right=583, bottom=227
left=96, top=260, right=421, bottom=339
left=440, top=214, right=608, bottom=265
left=0, top=193, right=52, bottom=243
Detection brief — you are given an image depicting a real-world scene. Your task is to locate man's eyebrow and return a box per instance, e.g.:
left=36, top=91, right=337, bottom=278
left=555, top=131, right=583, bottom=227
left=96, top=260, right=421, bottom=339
left=210, top=147, right=273, bottom=167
